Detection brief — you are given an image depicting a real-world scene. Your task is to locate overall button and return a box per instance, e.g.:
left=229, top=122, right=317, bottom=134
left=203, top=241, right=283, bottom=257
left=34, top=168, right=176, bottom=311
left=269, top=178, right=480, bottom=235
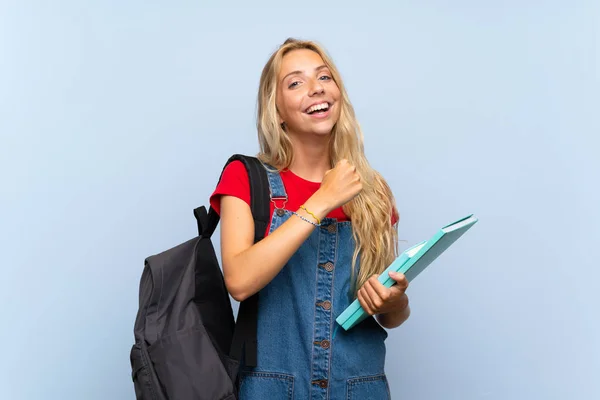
left=318, top=300, right=332, bottom=310
left=276, top=208, right=285, bottom=217
left=321, top=262, right=334, bottom=272
left=312, top=379, right=328, bottom=388
left=314, top=339, right=330, bottom=349
left=327, top=224, right=337, bottom=233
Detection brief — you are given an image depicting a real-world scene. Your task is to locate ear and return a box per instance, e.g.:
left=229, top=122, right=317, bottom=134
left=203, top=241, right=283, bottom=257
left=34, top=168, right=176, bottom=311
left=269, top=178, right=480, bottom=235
left=276, top=108, right=285, bottom=128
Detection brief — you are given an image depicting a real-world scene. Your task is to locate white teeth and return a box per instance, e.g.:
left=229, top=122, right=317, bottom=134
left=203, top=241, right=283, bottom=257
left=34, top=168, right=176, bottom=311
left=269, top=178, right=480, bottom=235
left=306, top=102, right=329, bottom=113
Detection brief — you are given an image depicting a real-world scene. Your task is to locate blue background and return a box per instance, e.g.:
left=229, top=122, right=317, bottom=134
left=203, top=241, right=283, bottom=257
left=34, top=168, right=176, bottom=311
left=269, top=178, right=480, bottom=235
left=1, top=1, right=598, bottom=399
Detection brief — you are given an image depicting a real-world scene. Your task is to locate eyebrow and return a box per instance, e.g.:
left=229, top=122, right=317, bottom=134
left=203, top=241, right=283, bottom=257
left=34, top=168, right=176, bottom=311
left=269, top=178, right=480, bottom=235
left=281, top=64, right=329, bottom=83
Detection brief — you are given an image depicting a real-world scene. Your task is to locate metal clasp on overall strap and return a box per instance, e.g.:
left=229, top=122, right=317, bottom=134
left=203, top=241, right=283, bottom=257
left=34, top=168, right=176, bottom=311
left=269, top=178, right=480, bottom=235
left=271, top=193, right=288, bottom=217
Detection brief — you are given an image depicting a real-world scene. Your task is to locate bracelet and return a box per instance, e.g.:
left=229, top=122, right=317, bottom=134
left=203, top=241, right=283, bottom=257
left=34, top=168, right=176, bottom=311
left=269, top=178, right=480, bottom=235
left=291, top=211, right=321, bottom=227
left=299, top=205, right=321, bottom=225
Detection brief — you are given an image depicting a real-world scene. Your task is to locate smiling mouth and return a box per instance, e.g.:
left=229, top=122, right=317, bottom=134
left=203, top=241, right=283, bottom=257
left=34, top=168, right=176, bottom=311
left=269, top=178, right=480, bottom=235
left=305, top=102, right=330, bottom=115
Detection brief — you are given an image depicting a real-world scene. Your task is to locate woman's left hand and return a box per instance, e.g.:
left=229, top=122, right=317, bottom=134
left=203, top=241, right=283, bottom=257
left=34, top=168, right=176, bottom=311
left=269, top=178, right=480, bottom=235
left=357, top=271, right=409, bottom=316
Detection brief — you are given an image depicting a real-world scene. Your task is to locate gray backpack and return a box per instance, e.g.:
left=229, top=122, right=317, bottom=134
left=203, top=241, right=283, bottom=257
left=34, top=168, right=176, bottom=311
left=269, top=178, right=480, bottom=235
left=129, top=154, right=269, bottom=399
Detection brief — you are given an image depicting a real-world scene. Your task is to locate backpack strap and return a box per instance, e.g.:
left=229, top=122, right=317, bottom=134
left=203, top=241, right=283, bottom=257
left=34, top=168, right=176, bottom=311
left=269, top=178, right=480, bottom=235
left=196, top=154, right=270, bottom=367
left=201, top=154, right=270, bottom=242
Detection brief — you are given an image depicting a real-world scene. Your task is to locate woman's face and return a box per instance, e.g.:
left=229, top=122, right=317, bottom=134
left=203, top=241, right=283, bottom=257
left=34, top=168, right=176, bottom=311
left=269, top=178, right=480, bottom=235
left=276, top=49, right=341, bottom=139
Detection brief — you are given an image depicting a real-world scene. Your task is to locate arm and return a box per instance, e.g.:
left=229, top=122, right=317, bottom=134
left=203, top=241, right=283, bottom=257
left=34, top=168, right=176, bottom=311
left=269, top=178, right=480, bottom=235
left=358, top=271, right=411, bottom=329
left=376, top=303, right=411, bottom=329
left=220, top=193, right=331, bottom=301
left=220, top=159, right=362, bottom=301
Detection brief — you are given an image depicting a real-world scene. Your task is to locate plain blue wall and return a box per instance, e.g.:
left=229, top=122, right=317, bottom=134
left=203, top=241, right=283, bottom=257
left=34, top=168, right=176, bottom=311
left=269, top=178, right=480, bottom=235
left=1, top=1, right=598, bottom=399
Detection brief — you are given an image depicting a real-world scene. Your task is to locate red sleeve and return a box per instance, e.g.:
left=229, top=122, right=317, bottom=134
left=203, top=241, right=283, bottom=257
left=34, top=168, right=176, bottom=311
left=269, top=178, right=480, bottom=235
left=209, top=160, right=251, bottom=215
left=391, top=207, right=399, bottom=226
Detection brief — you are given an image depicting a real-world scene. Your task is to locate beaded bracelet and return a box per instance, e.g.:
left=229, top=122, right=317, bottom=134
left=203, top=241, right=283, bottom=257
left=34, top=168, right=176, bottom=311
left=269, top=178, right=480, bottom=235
left=291, top=211, right=321, bottom=227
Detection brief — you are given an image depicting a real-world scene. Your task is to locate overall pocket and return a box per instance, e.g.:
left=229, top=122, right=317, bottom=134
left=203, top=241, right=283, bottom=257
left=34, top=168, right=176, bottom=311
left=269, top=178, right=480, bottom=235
left=346, top=374, right=391, bottom=400
left=239, top=371, right=294, bottom=400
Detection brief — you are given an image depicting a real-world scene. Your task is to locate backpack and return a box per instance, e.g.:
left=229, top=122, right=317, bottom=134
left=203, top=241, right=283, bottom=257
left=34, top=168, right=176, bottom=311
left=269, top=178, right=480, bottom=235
left=129, top=154, right=270, bottom=400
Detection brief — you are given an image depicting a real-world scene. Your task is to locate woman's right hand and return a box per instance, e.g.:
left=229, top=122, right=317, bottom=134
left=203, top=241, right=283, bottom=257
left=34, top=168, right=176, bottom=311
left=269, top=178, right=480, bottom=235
left=220, top=159, right=362, bottom=301
left=315, top=159, right=363, bottom=212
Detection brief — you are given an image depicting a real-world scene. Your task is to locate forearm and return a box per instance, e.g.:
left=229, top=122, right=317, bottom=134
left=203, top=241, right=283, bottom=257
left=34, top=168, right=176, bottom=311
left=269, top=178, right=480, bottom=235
left=223, top=196, right=330, bottom=301
left=377, top=304, right=411, bottom=329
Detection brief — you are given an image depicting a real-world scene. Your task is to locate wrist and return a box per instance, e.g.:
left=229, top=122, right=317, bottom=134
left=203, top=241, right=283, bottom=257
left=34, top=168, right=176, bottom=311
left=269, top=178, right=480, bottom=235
left=303, top=192, right=332, bottom=221
left=377, top=304, right=411, bottom=329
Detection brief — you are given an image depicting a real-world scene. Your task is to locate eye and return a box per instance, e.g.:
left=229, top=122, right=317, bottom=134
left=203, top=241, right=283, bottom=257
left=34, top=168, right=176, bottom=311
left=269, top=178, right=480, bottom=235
left=319, top=75, right=332, bottom=81
left=288, top=80, right=301, bottom=89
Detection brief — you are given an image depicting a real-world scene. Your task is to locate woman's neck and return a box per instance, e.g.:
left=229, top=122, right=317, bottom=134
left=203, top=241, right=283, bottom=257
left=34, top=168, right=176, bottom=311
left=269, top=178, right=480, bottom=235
left=287, top=134, right=331, bottom=183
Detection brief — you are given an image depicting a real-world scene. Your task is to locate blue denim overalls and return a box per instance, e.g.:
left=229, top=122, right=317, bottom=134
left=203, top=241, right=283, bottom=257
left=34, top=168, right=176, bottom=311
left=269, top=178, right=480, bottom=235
left=238, top=167, right=391, bottom=400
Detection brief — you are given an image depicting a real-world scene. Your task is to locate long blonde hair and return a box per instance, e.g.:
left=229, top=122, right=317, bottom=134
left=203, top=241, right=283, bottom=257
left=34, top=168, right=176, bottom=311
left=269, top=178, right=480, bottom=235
left=256, top=38, right=399, bottom=292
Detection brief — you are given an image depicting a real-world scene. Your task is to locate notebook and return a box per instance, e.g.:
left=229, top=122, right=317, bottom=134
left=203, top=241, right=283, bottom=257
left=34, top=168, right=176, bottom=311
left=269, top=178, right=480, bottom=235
left=335, top=214, right=478, bottom=331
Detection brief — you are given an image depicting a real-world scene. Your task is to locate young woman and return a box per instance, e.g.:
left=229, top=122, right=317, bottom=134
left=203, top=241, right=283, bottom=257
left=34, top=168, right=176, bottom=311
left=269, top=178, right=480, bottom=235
left=210, top=38, right=410, bottom=399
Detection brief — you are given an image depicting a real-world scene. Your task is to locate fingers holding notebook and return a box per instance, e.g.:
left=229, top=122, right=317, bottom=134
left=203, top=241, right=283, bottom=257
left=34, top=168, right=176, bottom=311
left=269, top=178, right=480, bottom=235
left=357, top=272, right=409, bottom=316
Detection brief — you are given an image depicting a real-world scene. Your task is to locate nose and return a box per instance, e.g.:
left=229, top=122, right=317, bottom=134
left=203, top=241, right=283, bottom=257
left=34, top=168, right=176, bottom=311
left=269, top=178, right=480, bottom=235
left=309, top=78, right=325, bottom=96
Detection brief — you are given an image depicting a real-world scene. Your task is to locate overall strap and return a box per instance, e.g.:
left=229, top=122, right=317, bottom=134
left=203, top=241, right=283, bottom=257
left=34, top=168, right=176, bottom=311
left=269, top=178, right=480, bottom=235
left=266, top=166, right=288, bottom=201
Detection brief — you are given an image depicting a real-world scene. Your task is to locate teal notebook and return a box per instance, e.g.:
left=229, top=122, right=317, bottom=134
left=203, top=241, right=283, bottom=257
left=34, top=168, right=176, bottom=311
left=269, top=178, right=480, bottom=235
left=335, top=214, right=478, bottom=331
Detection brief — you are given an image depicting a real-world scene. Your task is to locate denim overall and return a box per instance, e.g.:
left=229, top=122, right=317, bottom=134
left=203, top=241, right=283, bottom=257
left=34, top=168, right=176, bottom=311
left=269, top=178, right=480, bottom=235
left=238, top=167, right=391, bottom=400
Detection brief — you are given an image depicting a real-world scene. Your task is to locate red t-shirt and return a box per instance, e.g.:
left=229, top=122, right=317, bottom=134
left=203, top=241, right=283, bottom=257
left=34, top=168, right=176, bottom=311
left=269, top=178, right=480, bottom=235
left=209, top=161, right=398, bottom=236
left=209, top=161, right=349, bottom=236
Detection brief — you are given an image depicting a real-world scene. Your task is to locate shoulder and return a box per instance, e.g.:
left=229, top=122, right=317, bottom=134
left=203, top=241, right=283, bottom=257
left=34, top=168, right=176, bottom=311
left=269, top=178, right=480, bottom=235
left=209, top=160, right=251, bottom=214
left=222, top=160, right=250, bottom=182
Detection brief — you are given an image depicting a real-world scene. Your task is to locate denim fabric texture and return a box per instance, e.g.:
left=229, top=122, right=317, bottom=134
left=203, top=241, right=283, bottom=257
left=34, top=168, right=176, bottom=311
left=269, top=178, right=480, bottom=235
left=238, top=166, right=391, bottom=400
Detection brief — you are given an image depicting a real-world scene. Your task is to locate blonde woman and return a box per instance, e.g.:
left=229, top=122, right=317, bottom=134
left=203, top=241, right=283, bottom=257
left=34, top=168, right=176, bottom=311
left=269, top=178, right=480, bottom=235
left=210, top=38, right=410, bottom=399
